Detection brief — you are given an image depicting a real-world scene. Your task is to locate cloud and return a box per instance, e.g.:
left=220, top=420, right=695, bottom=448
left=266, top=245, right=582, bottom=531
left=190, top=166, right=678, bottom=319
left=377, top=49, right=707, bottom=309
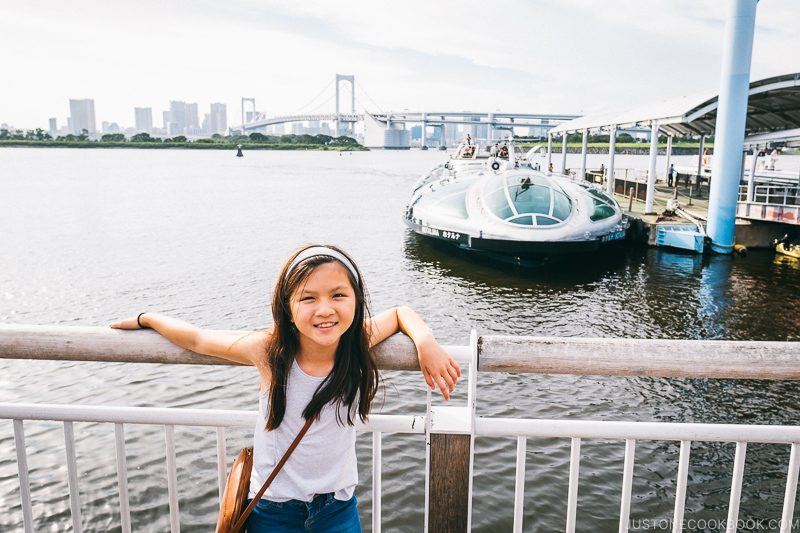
left=1, top=0, right=798, bottom=128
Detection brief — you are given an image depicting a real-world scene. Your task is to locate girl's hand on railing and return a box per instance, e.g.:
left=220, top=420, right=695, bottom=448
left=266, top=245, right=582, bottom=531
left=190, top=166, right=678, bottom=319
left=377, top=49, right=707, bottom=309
left=417, top=337, right=461, bottom=401
left=109, top=317, right=144, bottom=330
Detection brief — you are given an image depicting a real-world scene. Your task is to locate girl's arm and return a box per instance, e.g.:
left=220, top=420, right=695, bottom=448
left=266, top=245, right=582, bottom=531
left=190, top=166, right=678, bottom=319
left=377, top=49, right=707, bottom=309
left=109, top=313, right=268, bottom=366
left=368, top=306, right=461, bottom=400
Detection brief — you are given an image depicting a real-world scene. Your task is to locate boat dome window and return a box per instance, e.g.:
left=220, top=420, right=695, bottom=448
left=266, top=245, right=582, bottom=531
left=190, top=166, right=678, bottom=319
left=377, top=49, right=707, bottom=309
left=482, top=174, right=573, bottom=226
left=508, top=215, right=534, bottom=225
left=413, top=177, right=476, bottom=219
left=587, top=188, right=617, bottom=221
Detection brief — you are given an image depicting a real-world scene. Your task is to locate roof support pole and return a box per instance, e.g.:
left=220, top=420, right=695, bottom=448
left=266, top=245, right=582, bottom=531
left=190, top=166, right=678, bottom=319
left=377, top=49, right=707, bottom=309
left=561, top=133, right=568, bottom=175
left=607, top=126, right=617, bottom=196
left=645, top=122, right=659, bottom=214
left=663, top=135, right=673, bottom=183
left=697, top=135, right=706, bottom=176
left=579, top=129, right=588, bottom=181
left=747, top=146, right=758, bottom=201
left=440, top=123, right=446, bottom=148
left=547, top=133, right=553, bottom=168
left=707, top=0, right=758, bottom=254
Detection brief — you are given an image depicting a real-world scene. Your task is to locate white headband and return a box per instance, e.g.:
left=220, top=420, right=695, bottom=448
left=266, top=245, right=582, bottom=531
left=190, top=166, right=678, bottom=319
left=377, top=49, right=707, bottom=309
left=286, top=246, right=360, bottom=285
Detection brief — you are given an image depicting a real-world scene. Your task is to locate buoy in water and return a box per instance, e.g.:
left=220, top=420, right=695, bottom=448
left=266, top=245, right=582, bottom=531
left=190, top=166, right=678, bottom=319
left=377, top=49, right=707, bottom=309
left=777, top=242, right=800, bottom=259
left=734, top=244, right=748, bottom=256
left=236, top=144, right=244, bottom=157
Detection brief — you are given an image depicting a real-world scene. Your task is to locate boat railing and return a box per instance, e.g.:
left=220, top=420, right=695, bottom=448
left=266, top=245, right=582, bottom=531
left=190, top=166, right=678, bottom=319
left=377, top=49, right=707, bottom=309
left=738, top=183, right=800, bottom=207
left=2, top=325, right=800, bottom=533
left=736, top=183, right=800, bottom=224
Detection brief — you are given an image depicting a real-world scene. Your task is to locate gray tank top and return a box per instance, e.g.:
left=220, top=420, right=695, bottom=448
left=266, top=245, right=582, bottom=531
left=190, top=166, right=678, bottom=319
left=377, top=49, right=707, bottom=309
left=248, top=359, right=357, bottom=502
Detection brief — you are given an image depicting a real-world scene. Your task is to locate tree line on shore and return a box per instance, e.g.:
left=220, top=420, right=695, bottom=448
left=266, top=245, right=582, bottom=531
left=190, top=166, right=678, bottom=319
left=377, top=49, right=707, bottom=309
left=0, top=128, right=362, bottom=148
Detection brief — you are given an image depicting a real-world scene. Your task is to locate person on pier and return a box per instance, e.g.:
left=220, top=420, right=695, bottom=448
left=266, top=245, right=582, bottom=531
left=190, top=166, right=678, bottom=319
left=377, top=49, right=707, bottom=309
left=110, top=244, right=460, bottom=532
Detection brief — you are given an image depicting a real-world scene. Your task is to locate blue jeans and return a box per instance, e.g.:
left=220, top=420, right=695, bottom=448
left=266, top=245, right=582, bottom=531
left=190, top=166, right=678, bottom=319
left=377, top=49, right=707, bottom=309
left=244, top=493, right=361, bottom=532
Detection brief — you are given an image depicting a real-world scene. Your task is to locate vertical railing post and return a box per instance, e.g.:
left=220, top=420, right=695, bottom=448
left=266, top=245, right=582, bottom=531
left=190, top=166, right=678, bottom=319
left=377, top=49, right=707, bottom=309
left=780, top=443, right=800, bottom=533
left=114, top=423, right=132, bottom=533
left=618, top=439, right=636, bottom=533
left=566, top=437, right=582, bottom=533
left=513, top=436, right=527, bottom=533
left=63, top=421, right=83, bottom=533
left=672, top=440, right=691, bottom=533
left=216, top=427, right=227, bottom=505
left=725, top=442, right=747, bottom=533
left=372, top=431, right=382, bottom=533
left=13, top=419, right=34, bottom=533
left=425, top=330, right=477, bottom=532
left=165, top=425, right=180, bottom=533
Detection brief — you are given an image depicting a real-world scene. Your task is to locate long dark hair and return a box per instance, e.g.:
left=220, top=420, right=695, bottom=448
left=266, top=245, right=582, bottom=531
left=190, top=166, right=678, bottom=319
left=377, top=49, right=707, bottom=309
left=260, top=244, right=379, bottom=430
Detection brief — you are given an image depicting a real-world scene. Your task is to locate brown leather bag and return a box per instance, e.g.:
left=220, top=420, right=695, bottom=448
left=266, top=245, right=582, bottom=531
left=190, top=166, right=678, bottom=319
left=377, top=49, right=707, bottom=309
left=216, top=418, right=313, bottom=533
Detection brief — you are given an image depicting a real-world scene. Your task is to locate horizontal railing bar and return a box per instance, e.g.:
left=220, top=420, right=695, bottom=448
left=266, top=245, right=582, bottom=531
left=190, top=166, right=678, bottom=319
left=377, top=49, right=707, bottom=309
left=3, top=325, right=800, bottom=380
left=0, top=324, right=468, bottom=371
left=0, top=403, right=424, bottom=433
left=476, top=418, right=800, bottom=443
left=478, top=335, right=800, bottom=379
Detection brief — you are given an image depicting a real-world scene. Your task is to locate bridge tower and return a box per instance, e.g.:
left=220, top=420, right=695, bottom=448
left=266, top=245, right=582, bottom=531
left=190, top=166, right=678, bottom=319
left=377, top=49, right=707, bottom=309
left=241, top=98, right=256, bottom=131
left=335, top=74, right=355, bottom=138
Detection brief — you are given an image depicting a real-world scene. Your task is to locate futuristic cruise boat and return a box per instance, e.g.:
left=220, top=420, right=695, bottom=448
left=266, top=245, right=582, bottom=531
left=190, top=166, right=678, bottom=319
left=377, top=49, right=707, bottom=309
left=404, top=146, right=629, bottom=259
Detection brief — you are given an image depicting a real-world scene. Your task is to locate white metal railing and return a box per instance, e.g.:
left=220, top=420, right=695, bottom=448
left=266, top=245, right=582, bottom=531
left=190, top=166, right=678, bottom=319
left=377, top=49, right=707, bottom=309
left=3, top=327, right=800, bottom=532
left=476, top=418, right=800, bottom=533
left=1, top=402, right=423, bottom=533
left=7, top=403, right=800, bottom=532
left=738, top=183, right=800, bottom=206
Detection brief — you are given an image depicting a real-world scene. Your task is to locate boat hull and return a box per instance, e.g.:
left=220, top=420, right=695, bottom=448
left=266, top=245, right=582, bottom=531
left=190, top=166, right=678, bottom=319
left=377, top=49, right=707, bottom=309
left=405, top=219, right=627, bottom=258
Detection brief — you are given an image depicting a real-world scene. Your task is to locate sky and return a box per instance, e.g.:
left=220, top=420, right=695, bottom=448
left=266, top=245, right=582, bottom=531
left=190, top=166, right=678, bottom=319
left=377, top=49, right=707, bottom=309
left=1, top=0, right=799, bottom=130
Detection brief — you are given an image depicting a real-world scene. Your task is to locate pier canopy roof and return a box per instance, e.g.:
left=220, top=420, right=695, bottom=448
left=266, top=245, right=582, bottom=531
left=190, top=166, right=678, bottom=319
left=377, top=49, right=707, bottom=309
left=550, top=73, right=800, bottom=137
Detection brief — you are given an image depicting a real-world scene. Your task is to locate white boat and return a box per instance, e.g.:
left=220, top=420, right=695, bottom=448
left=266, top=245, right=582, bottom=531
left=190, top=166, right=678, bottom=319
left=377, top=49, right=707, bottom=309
left=404, top=144, right=629, bottom=259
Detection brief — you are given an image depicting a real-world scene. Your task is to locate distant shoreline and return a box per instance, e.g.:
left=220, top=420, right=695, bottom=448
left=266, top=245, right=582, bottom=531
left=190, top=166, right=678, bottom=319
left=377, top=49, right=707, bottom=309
left=0, top=140, right=368, bottom=151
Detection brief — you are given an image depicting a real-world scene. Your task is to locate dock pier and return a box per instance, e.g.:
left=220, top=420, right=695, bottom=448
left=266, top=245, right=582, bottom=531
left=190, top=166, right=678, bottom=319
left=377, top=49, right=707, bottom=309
left=575, top=165, right=798, bottom=253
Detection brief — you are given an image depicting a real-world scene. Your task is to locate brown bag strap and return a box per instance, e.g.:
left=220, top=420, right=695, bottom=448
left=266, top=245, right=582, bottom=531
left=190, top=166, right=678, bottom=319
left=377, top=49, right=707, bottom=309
left=231, top=417, right=314, bottom=532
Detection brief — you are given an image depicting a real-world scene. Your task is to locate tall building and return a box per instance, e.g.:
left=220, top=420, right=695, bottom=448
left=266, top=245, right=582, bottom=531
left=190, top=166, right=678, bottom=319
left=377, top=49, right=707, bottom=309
left=162, top=110, right=171, bottom=133
left=134, top=107, right=153, bottom=133
left=168, top=101, right=187, bottom=134
left=69, top=98, right=96, bottom=134
left=186, top=103, right=199, bottom=130
left=167, top=101, right=200, bottom=135
left=208, top=103, right=227, bottom=135
left=48, top=118, right=57, bottom=135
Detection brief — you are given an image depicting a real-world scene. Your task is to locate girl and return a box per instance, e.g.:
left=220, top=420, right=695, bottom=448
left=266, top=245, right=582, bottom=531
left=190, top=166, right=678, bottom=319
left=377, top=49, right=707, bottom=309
left=110, top=244, right=461, bottom=532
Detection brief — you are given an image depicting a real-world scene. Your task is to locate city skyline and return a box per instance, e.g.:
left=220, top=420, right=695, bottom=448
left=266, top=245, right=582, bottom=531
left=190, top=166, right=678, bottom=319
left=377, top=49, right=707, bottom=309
left=41, top=100, right=229, bottom=137
left=2, top=1, right=799, bottom=129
